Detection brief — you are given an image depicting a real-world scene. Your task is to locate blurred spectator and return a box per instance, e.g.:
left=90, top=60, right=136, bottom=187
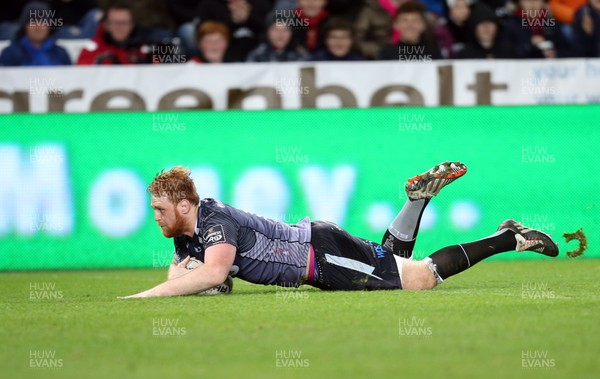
left=169, top=0, right=206, bottom=53
left=327, top=0, right=367, bottom=18
left=421, top=0, right=447, bottom=17
left=0, top=0, right=27, bottom=40
left=478, top=0, right=517, bottom=18
left=548, top=0, right=587, bottom=23
left=77, top=3, right=150, bottom=64
left=190, top=21, right=233, bottom=63
left=456, top=3, right=515, bottom=58
left=274, top=0, right=298, bottom=10
left=197, top=0, right=272, bottom=61
left=0, top=2, right=71, bottom=66
left=169, top=0, right=205, bottom=26
left=294, top=0, right=330, bottom=52
left=97, top=0, right=175, bottom=43
left=310, top=17, right=365, bottom=60
left=503, top=0, right=573, bottom=58
left=50, top=0, right=102, bottom=39
left=572, top=0, right=600, bottom=56
left=354, top=0, right=396, bottom=59
left=273, top=0, right=298, bottom=11
left=276, top=0, right=366, bottom=17
left=246, top=12, right=307, bottom=61
left=430, top=11, right=455, bottom=57
left=379, top=1, right=443, bottom=60
left=447, top=0, right=472, bottom=51
left=131, top=0, right=175, bottom=42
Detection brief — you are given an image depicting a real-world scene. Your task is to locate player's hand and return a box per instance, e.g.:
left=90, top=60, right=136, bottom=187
left=169, top=255, right=191, bottom=280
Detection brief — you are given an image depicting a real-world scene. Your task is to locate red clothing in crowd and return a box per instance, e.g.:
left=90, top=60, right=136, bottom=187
left=77, top=24, right=150, bottom=65
left=295, top=7, right=329, bottom=51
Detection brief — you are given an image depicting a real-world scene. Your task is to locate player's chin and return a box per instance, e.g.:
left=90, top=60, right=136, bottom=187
left=160, top=227, right=173, bottom=238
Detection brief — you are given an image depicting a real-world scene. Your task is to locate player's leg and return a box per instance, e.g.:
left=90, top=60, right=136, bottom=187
left=382, top=161, right=467, bottom=258
left=401, top=219, right=559, bottom=290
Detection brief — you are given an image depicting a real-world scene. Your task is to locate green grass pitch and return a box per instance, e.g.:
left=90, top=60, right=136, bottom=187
left=1, top=259, right=599, bottom=379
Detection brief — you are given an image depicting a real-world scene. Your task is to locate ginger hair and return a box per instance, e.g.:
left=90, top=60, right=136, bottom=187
left=148, top=166, right=199, bottom=205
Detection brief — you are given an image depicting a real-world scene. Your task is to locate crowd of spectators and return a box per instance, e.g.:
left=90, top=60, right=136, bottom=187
left=0, top=0, right=598, bottom=66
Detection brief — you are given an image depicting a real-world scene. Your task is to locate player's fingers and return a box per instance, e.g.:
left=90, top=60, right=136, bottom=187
left=177, top=255, right=191, bottom=268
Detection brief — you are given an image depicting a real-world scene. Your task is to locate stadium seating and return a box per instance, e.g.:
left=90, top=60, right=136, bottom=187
left=0, top=0, right=598, bottom=66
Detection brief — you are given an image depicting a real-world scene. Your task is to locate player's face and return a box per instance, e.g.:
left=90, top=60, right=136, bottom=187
left=151, top=196, right=187, bottom=238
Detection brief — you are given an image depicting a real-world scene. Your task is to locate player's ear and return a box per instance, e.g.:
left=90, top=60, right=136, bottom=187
left=178, top=199, right=191, bottom=214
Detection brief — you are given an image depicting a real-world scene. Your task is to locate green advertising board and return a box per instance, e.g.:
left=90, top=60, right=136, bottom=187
left=0, top=105, right=597, bottom=270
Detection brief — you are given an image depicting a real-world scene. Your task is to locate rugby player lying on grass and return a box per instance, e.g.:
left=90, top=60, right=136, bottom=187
left=119, top=162, right=558, bottom=298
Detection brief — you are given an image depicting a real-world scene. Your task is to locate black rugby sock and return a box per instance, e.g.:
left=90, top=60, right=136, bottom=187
left=425, top=229, right=517, bottom=281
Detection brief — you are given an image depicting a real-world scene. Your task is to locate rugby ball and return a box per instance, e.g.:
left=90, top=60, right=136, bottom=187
left=185, top=258, right=233, bottom=295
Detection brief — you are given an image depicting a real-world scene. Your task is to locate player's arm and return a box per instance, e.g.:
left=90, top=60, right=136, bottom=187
left=119, top=244, right=236, bottom=298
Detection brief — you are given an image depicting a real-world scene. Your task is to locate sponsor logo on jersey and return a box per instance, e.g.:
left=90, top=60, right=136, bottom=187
left=204, top=224, right=225, bottom=244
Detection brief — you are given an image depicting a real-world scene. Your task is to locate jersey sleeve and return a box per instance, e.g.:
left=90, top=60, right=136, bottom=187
left=202, top=211, right=239, bottom=250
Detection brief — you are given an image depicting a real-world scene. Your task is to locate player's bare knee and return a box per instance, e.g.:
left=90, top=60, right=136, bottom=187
left=401, top=260, right=437, bottom=290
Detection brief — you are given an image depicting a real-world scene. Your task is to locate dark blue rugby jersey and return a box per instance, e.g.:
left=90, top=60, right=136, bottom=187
left=173, top=198, right=312, bottom=287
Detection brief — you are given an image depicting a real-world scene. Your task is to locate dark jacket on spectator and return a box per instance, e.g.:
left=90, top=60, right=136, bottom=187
left=198, top=0, right=272, bottom=61
left=502, top=8, right=573, bottom=58
left=0, top=35, right=71, bottom=66
left=378, top=41, right=443, bottom=60
left=310, top=49, right=364, bottom=61
left=455, top=37, right=514, bottom=58
left=476, top=0, right=513, bottom=17
left=168, top=0, right=206, bottom=26
left=77, top=24, right=150, bottom=64
left=327, top=0, right=367, bottom=19
left=189, top=49, right=235, bottom=63
left=571, top=4, right=600, bottom=57
left=447, top=13, right=471, bottom=45
left=246, top=41, right=307, bottom=62
left=456, top=4, right=515, bottom=59
left=354, top=0, right=394, bottom=59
